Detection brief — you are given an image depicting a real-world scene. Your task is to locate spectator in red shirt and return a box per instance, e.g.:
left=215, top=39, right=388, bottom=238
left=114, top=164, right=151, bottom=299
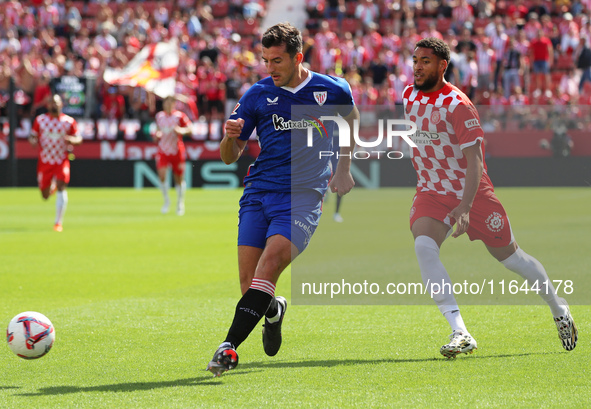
left=529, top=29, right=553, bottom=94
left=507, top=0, right=529, bottom=20
left=30, top=0, right=44, bottom=9
left=365, top=23, right=383, bottom=57
left=101, top=85, right=125, bottom=121
left=204, top=70, right=226, bottom=121
left=31, top=72, right=53, bottom=117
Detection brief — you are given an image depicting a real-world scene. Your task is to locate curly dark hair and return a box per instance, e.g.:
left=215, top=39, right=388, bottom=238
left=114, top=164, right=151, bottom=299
left=262, top=22, right=303, bottom=58
left=415, top=37, right=451, bottom=65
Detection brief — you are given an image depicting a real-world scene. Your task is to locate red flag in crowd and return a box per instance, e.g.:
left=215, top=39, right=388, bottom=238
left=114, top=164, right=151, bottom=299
left=103, top=41, right=179, bottom=98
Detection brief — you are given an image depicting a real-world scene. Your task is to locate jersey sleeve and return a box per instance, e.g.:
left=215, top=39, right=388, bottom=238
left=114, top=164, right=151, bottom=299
left=230, top=86, right=257, bottom=141
left=335, top=77, right=355, bottom=117
left=178, top=112, right=191, bottom=127
left=31, top=117, right=40, bottom=137
left=450, top=101, right=484, bottom=150
left=402, top=84, right=413, bottom=102
left=68, top=118, right=79, bottom=136
left=155, top=111, right=164, bottom=127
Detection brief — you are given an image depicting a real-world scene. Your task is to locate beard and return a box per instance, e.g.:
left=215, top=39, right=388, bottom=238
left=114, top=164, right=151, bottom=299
left=271, top=65, right=296, bottom=88
left=273, top=72, right=291, bottom=88
left=414, top=72, right=439, bottom=91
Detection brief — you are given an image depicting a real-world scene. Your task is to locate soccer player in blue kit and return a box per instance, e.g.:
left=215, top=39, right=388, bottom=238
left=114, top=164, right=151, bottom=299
left=207, top=22, right=359, bottom=376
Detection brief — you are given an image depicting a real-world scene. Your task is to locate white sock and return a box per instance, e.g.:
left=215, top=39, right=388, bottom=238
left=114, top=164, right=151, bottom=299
left=501, top=248, right=567, bottom=317
left=443, top=310, right=468, bottom=333
left=266, top=302, right=282, bottom=324
left=415, top=235, right=462, bottom=317
left=55, top=190, right=68, bottom=225
left=160, top=180, right=169, bottom=202
left=176, top=181, right=186, bottom=205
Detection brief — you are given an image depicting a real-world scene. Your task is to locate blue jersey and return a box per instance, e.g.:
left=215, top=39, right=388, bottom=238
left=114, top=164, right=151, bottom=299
left=231, top=71, right=355, bottom=194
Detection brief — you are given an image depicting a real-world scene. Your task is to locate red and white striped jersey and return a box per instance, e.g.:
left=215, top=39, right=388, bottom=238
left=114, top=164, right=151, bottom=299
left=402, top=83, right=494, bottom=199
left=491, top=32, right=508, bottom=61
left=476, top=47, right=495, bottom=75
left=31, top=113, right=78, bottom=165
left=38, top=4, right=59, bottom=27
left=155, top=110, right=191, bottom=155
left=452, top=5, right=473, bottom=24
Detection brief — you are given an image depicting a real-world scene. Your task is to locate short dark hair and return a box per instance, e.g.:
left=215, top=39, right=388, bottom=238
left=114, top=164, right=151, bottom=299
left=415, top=37, right=451, bottom=65
left=262, top=22, right=302, bottom=57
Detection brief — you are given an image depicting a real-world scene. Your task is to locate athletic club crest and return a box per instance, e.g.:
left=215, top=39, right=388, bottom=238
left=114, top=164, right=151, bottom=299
left=314, top=91, right=327, bottom=106
left=485, top=212, right=504, bottom=233
left=430, top=110, right=441, bottom=124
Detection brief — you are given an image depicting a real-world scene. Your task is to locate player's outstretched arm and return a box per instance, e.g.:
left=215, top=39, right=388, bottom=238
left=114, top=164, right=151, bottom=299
left=329, top=106, right=360, bottom=196
left=448, top=142, right=483, bottom=238
left=65, top=134, right=83, bottom=145
left=220, top=118, right=247, bottom=164
left=174, top=125, right=192, bottom=136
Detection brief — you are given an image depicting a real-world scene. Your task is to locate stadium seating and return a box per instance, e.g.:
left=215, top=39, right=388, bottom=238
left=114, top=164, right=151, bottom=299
left=1, top=0, right=590, bottom=143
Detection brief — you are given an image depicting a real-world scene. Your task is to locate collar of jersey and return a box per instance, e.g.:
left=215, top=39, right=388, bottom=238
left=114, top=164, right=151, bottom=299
left=280, top=69, right=313, bottom=94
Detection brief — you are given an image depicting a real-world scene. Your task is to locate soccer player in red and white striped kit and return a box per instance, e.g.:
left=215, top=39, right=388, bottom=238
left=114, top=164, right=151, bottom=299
left=403, top=38, right=577, bottom=358
left=154, top=96, right=193, bottom=216
left=29, top=94, right=82, bottom=232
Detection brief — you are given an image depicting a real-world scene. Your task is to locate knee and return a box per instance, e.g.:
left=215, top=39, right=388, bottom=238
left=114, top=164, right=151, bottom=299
left=500, top=247, right=528, bottom=269
left=256, top=253, right=288, bottom=281
left=257, top=255, right=282, bottom=277
left=414, top=235, right=440, bottom=261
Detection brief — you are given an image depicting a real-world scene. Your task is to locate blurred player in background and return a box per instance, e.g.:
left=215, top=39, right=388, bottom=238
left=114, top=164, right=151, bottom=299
left=403, top=38, right=577, bottom=358
left=154, top=95, right=193, bottom=216
left=207, top=22, right=358, bottom=376
left=29, top=94, right=82, bottom=232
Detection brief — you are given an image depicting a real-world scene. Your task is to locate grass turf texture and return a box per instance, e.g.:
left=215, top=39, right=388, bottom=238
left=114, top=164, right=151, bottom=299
left=0, top=187, right=589, bottom=408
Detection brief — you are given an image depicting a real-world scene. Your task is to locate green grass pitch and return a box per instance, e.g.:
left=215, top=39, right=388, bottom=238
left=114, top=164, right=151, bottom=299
left=0, top=187, right=590, bottom=408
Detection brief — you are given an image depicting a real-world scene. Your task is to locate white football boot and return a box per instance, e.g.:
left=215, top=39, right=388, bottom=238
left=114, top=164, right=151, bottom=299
left=440, top=330, right=477, bottom=358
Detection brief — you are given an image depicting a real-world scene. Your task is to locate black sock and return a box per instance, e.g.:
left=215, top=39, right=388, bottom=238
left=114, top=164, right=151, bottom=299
left=265, top=297, right=278, bottom=319
left=224, top=288, right=273, bottom=348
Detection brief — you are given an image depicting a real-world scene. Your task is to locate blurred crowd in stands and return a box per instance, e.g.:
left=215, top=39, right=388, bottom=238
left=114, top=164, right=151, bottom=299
left=0, top=0, right=590, bottom=140
left=305, top=0, right=591, bottom=105
left=0, top=0, right=268, bottom=127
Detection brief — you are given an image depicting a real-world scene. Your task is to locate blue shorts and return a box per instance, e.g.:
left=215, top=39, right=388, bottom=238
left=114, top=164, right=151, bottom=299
left=532, top=60, right=549, bottom=74
left=237, top=191, right=323, bottom=253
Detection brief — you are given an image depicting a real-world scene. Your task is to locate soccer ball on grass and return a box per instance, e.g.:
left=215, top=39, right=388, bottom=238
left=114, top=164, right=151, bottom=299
left=6, top=311, right=55, bottom=359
